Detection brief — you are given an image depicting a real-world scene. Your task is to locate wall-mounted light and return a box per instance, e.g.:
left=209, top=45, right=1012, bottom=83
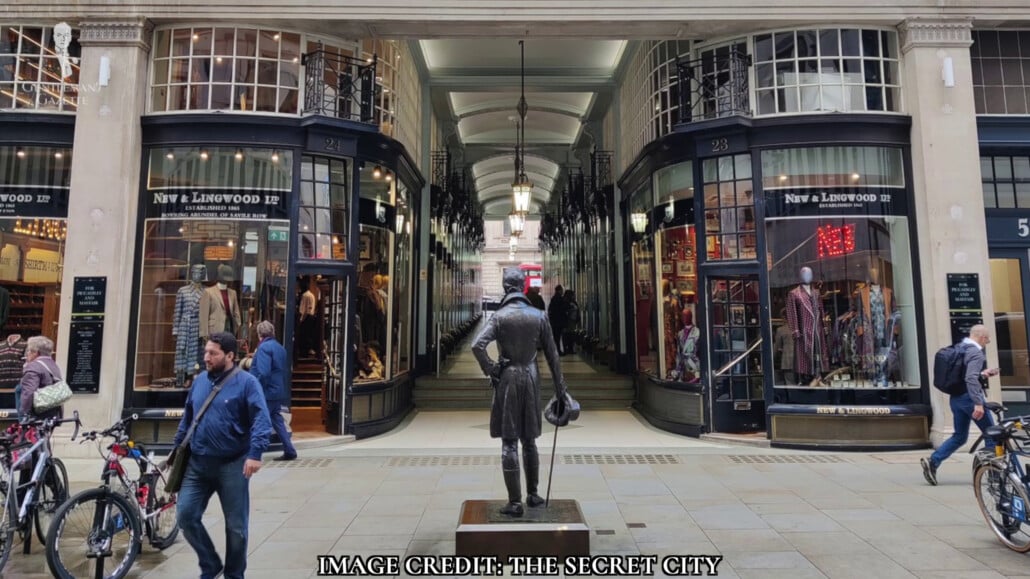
left=942, top=56, right=955, bottom=88
left=630, top=212, right=648, bottom=234
left=98, top=55, right=111, bottom=87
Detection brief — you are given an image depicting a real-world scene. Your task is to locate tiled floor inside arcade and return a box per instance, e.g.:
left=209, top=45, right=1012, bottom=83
left=5, top=405, right=1030, bottom=579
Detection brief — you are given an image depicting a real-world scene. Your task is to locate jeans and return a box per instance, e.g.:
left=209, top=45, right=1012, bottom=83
left=930, top=393, right=995, bottom=468
left=269, top=400, right=296, bottom=457
left=177, top=454, right=250, bottom=579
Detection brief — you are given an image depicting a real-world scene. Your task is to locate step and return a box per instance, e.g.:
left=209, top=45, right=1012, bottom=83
left=413, top=399, right=633, bottom=410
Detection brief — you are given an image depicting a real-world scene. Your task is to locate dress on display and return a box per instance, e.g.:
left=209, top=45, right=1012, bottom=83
left=172, top=283, right=205, bottom=373
left=856, top=285, right=896, bottom=382
left=672, top=324, right=701, bottom=382
left=785, top=285, right=829, bottom=378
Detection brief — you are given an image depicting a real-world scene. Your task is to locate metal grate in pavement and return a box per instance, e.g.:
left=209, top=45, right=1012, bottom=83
left=265, top=457, right=334, bottom=468
left=385, top=456, right=500, bottom=467
left=727, top=455, right=847, bottom=464
left=561, top=454, right=680, bottom=465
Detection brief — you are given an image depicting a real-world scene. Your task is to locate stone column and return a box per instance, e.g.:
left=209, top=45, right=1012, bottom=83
left=900, top=18, right=997, bottom=448
left=57, top=18, right=152, bottom=452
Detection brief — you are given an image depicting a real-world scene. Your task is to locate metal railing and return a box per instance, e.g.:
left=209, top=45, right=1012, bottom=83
left=677, top=48, right=751, bottom=124
left=302, top=48, right=377, bottom=123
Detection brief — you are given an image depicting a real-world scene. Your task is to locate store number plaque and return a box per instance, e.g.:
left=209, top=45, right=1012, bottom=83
left=68, top=276, right=106, bottom=393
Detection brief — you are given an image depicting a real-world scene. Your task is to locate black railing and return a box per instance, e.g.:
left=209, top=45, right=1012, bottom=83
left=677, top=48, right=751, bottom=124
left=302, top=49, right=377, bottom=123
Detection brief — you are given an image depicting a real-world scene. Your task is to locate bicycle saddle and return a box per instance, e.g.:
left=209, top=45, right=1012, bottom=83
left=986, top=401, right=1007, bottom=413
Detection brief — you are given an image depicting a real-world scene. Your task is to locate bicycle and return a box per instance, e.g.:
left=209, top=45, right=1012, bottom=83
left=45, top=413, right=179, bottom=579
left=971, top=408, right=1030, bottom=552
left=970, top=401, right=1009, bottom=477
left=0, top=411, right=79, bottom=573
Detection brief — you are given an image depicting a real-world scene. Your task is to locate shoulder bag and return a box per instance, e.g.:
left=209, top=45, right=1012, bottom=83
left=32, top=362, right=73, bottom=413
left=165, top=367, right=240, bottom=493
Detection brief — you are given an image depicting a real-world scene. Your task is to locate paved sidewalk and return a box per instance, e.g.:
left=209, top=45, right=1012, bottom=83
left=3, top=410, right=1027, bottom=578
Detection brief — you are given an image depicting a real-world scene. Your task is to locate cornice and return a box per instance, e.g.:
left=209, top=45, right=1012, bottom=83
left=77, top=17, right=153, bottom=51
left=899, top=18, right=973, bottom=53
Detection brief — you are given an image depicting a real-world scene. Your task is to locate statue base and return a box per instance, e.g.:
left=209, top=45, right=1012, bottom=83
left=455, top=499, right=589, bottom=560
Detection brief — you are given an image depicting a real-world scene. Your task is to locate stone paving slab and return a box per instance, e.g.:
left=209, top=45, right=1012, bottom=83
left=3, top=445, right=1030, bottom=578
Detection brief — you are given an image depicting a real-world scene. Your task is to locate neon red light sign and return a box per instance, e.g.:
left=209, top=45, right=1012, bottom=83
left=817, top=224, right=856, bottom=258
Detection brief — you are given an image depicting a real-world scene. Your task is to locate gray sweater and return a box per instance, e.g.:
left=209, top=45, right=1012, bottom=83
left=961, top=339, right=988, bottom=405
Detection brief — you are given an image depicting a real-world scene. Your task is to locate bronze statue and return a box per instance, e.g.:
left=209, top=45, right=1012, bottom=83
left=472, top=267, right=572, bottom=517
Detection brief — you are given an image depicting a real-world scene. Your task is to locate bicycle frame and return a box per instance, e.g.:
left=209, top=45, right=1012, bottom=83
left=8, top=435, right=52, bottom=524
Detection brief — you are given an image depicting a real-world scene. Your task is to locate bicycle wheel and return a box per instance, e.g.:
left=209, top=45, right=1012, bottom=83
left=0, top=470, right=16, bottom=573
left=143, top=472, right=179, bottom=549
left=973, top=462, right=1030, bottom=552
left=35, top=458, right=69, bottom=545
left=45, top=488, right=142, bottom=579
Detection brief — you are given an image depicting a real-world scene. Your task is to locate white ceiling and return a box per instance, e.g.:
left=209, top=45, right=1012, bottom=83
left=422, top=40, right=626, bottom=216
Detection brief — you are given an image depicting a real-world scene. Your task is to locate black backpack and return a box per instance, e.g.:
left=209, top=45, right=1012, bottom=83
left=933, top=343, right=970, bottom=396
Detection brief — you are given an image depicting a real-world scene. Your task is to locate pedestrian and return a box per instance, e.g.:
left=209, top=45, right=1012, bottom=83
left=472, top=267, right=571, bottom=517
left=250, top=320, right=297, bottom=461
left=17, top=335, right=63, bottom=422
left=547, top=285, right=567, bottom=355
left=526, top=286, right=545, bottom=310
left=174, top=332, right=272, bottom=579
left=921, top=324, right=1000, bottom=485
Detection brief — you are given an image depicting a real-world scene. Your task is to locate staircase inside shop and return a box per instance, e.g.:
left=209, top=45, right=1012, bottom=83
left=414, top=351, right=634, bottom=410
left=291, top=358, right=325, bottom=430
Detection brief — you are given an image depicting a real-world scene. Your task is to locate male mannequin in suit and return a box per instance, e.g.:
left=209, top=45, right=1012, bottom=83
left=200, top=264, right=242, bottom=339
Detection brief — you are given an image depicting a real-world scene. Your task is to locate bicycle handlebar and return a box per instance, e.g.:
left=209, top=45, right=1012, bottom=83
left=78, top=413, right=139, bottom=442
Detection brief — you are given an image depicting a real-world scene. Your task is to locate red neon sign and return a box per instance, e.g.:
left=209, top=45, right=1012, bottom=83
left=817, top=224, right=856, bottom=258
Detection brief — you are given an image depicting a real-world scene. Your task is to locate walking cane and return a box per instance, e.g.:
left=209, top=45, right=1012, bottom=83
left=545, top=419, right=559, bottom=508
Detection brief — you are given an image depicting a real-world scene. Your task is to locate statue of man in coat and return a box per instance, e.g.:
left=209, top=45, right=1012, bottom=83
left=473, top=267, right=568, bottom=517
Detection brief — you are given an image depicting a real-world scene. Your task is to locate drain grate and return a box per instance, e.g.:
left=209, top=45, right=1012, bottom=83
left=727, top=455, right=847, bottom=464
left=561, top=454, right=680, bottom=465
left=265, top=457, right=334, bottom=468
left=385, top=456, right=500, bottom=467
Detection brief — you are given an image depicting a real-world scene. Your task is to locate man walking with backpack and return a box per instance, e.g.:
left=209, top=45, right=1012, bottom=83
left=921, top=324, right=1000, bottom=485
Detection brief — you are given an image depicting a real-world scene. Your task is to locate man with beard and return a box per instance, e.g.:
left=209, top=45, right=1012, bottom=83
left=174, top=332, right=272, bottom=579
left=472, top=267, right=569, bottom=517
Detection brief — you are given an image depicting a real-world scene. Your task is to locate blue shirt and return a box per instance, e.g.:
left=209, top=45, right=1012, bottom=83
left=173, top=366, right=272, bottom=461
left=250, top=337, right=289, bottom=404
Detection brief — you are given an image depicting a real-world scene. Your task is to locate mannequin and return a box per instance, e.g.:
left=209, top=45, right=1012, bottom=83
left=785, top=266, right=828, bottom=385
left=173, top=264, right=207, bottom=386
left=856, top=265, right=897, bottom=387
left=672, top=309, right=700, bottom=383
left=661, top=279, right=681, bottom=377
left=773, top=308, right=796, bottom=385
left=199, top=264, right=242, bottom=339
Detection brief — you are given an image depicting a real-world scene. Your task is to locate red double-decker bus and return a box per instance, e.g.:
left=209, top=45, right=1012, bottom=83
left=519, top=263, right=542, bottom=293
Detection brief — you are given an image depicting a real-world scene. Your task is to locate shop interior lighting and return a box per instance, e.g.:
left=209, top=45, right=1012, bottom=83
left=372, top=166, right=382, bottom=179
left=14, top=218, right=67, bottom=241
left=851, top=172, right=861, bottom=182
left=631, top=212, right=648, bottom=234
left=200, top=150, right=209, bottom=160
left=270, top=151, right=279, bottom=163
left=53, top=151, right=63, bottom=159
left=166, top=152, right=175, bottom=160
left=15, top=148, right=25, bottom=159
left=234, top=149, right=244, bottom=161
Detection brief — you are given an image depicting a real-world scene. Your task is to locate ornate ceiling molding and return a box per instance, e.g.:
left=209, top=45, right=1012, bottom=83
left=899, top=18, right=973, bottom=53
left=78, top=17, right=153, bottom=51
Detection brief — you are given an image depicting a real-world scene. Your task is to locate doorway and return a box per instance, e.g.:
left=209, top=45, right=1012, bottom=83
left=291, top=273, right=348, bottom=435
left=989, top=250, right=1030, bottom=411
left=706, top=275, right=766, bottom=433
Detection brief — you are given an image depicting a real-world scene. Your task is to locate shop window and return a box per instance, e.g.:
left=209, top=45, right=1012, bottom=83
left=0, top=146, right=71, bottom=390
left=982, top=155, right=1030, bottom=209
left=753, top=28, right=900, bottom=114
left=393, top=182, right=413, bottom=375
left=971, top=30, right=1030, bottom=115
left=709, top=277, right=764, bottom=401
left=703, top=154, right=756, bottom=260
left=629, top=183, right=657, bottom=375
left=762, top=146, right=905, bottom=190
left=151, top=26, right=304, bottom=113
left=0, top=25, right=80, bottom=112
left=298, top=155, right=349, bottom=260
left=990, top=258, right=1030, bottom=389
left=134, top=147, right=291, bottom=390
left=762, top=146, right=917, bottom=390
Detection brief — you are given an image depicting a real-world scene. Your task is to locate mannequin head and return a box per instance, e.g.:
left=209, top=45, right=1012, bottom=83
left=216, top=264, right=233, bottom=290
left=799, top=266, right=813, bottom=285
left=868, top=266, right=880, bottom=285
left=53, top=23, right=72, bottom=53
left=681, top=309, right=693, bottom=327
left=190, top=264, right=207, bottom=283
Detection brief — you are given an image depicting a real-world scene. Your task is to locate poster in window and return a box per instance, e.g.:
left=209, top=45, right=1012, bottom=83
left=359, top=233, right=371, bottom=260
left=676, top=261, right=694, bottom=277
left=661, top=263, right=673, bottom=274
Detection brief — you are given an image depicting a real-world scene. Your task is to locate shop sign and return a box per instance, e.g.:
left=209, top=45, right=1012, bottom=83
left=22, top=248, right=61, bottom=283
left=815, top=406, right=894, bottom=415
left=147, top=189, right=288, bottom=220
left=71, top=276, right=106, bottom=318
left=0, top=187, right=69, bottom=218
left=986, top=215, right=1030, bottom=246
left=947, top=273, right=983, bottom=344
left=764, top=188, right=908, bottom=218
left=268, top=226, right=289, bottom=242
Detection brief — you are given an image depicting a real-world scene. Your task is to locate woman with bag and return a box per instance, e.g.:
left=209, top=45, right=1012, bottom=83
left=17, top=336, right=64, bottom=422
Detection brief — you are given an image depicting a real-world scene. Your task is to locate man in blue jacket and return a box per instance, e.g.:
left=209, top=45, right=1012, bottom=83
left=250, top=320, right=297, bottom=461
left=174, top=332, right=272, bottom=579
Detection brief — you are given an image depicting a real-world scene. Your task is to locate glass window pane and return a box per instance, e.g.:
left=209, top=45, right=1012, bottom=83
left=755, top=34, right=773, bottom=62
left=211, top=57, right=231, bottom=82
left=1014, top=157, right=1030, bottom=179
left=819, top=29, right=840, bottom=57
left=257, top=60, right=277, bottom=85
left=775, top=32, right=796, bottom=60
left=1016, top=183, right=1030, bottom=208
left=983, top=182, right=997, bottom=208
left=192, top=28, right=212, bottom=55
left=153, top=30, right=171, bottom=58
left=234, top=59, right=255, bottom=83
left=797, top=30, right=818, bottom=58
left=258, top=30, right=280, bottom=59
left=236, top=29, right=257, bottom=57
left=991, top=258, right=1030, bottom=388
left=210, top=84, right=231, bottom=109
left=982, top=156, right=996, bottom=180
left=841, top=29, right=861, bottom=56
left=171, top=29, right=191, bottom=57
left=213, top=28, right=235, bottom=56
left=998, top=182, right=1016, bottom=208
left=861, top=29, right=880, bottom=57
left=996, top=156, right=1014, bottom=180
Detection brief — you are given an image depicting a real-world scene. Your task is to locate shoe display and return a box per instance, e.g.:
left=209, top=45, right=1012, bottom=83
left=920, top=457, right=938, bottom=486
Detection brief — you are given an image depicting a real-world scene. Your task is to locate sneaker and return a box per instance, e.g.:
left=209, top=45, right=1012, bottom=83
left=921, top=457, right=938, bottom=486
